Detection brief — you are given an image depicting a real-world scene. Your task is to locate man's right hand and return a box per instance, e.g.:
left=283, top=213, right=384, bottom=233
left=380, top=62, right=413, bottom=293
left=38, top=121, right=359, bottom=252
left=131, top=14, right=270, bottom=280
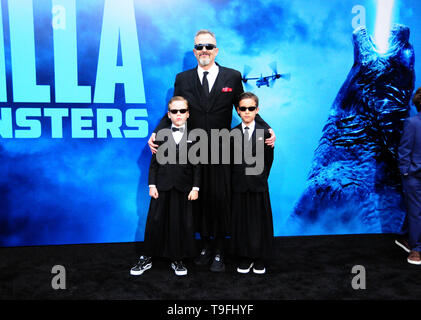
left=148, top=133, right=158, bottom=154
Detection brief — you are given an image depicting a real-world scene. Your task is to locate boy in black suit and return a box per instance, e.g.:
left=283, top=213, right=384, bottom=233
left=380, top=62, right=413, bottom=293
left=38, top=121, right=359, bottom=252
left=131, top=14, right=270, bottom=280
left=130, top=96, right=200, bottom=276
left=230, top=92, right=274, bottom=274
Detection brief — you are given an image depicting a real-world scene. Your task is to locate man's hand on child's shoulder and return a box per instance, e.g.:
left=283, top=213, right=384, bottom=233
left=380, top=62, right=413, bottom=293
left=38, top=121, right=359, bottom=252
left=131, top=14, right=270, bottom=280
left=265, top=128, right=276, bottom=148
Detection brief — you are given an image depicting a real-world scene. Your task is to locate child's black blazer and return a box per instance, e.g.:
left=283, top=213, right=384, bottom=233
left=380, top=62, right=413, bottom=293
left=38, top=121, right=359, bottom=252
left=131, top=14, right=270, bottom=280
left=148, top=125, right=201, bottom=192
left=231, top=122, right=274, bottom=192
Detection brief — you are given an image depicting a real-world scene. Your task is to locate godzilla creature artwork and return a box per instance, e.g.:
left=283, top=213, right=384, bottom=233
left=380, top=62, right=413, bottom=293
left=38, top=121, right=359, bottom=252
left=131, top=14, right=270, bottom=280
left=289, top=24, right=415, bottom=234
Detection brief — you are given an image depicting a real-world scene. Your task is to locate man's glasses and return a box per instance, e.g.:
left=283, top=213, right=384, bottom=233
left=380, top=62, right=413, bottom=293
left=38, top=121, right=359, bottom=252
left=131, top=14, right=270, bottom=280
left=194, top=43, right=217, bottom=51
left=238, top=106, right=257, bottom=112
left=169, top=109, right=188, bottom=114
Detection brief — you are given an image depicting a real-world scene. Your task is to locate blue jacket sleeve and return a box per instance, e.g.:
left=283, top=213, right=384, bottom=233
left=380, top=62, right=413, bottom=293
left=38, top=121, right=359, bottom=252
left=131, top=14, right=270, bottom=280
left=398, top=118, right=415, bottom=175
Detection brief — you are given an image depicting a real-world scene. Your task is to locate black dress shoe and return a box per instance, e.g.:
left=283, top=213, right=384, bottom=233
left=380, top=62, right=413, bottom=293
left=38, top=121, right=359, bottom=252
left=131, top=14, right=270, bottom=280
left=210, top=254, right=225, bottom=272
left=194, top=248, right=212, bottom=266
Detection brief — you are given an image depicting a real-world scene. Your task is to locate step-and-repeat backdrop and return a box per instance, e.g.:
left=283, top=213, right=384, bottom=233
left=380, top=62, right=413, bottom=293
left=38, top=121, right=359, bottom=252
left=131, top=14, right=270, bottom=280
left=0, top=0, right=420, bottom=246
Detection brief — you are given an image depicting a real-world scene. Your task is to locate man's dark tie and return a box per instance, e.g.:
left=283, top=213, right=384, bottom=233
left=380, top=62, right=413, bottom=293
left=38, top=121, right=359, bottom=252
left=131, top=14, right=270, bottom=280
left=202, top=71, right=209, bottom=97
left=172, top=127, right=184, bottom=132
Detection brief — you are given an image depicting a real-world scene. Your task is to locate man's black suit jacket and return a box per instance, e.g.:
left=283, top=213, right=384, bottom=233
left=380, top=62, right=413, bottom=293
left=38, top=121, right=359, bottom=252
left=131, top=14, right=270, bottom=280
left=154, top=64, right=269, bottom=132
left=398, top=112, right=421, bottom=177
left=231, top=122, right=274, bottom=193
left=148, top=126, right=201, bottom=192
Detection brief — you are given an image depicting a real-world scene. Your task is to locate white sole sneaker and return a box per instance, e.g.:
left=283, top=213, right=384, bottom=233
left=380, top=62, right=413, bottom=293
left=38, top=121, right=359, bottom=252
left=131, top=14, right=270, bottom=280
left=174, top=269, right=187, bottom=276
left=237, top=263, right=254, bottom=274
left=407, top=258, right=421, bottom=265
left=395, top=240, right=410, bottom=253
left=171, top=263, right=188, bottom=276
left=130, top=263, right=152, bottom=275
left=253, top=267, right=266, bottom=274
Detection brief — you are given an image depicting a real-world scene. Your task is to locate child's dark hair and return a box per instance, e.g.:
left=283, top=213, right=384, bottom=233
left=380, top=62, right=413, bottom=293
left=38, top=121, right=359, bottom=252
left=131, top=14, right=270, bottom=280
left=238, top=92, right=259, bottom=107
left=168, top=96, right=189, bottom=111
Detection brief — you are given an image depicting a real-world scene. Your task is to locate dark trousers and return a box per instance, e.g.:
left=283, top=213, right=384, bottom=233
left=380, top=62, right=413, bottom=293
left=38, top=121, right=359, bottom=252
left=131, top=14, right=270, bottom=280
left=402, top=175, right=421, bottom=252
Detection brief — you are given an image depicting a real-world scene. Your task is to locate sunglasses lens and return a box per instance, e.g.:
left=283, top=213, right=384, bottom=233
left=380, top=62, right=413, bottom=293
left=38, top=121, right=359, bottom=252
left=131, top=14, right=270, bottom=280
left=239, top=106, right=256, bottom=112
left=195, top=44, right=215, bottom=50
left=170, top=109, right=188, bottom=114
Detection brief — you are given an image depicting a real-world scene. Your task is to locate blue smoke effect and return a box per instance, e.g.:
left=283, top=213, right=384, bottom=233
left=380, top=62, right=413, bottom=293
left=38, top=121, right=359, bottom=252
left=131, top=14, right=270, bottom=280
left=0, top=0, right=420, bottom=246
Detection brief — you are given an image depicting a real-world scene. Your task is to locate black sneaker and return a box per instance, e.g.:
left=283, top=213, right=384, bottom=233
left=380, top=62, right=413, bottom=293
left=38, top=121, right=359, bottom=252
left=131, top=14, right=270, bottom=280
left=130, top=256, right=152, bottom=276
left=253, top=259, right=266, bottom=274
left=171, top=261, right=188, bottom=276
left=237, top=259, right=254, bottom=274
left=194, top=248, right=212, bottom=266
left=210, top=254, right=225, bottom=272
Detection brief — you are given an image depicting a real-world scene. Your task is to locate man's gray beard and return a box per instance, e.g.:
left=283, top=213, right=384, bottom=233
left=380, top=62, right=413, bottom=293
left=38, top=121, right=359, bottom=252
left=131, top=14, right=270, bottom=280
left=199, top=57, right=211, bottom=66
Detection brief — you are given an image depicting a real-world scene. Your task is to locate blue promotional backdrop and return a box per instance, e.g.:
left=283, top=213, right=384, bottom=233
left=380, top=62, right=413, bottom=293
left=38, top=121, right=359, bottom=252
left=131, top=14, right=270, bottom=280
left=0, top=0, right=420, bottom=246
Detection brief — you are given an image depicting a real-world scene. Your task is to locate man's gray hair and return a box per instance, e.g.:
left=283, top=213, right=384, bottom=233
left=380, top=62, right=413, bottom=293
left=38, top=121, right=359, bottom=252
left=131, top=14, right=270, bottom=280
left=195, top=29, right=216, bottom=44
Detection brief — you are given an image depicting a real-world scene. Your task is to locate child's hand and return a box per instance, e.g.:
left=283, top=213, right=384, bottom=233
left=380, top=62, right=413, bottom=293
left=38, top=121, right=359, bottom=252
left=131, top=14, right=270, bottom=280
left=149, top=187, right=159, bottom=199
left=188, top=190, right=199, bottom=201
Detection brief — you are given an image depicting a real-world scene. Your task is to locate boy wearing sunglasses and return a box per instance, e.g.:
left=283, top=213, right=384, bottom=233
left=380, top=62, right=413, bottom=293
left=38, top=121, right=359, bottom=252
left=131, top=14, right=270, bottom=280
left=230, top=92, right=274, bottom=275
left=130, top=96, right=200, bottom=277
